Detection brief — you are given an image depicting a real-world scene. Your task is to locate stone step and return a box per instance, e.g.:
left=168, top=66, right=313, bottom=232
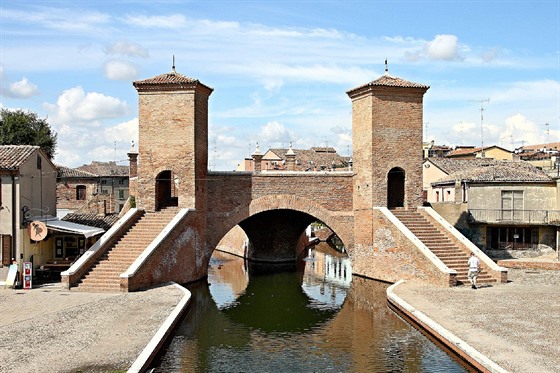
left=73, top=209, right=177, bottom=292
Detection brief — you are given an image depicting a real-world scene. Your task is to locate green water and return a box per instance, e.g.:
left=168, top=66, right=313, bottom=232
left=153, top=249, right=470, bottom=372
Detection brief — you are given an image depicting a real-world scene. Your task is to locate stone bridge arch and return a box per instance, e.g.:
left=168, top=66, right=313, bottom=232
left=207, top=194, right=354, bottom=262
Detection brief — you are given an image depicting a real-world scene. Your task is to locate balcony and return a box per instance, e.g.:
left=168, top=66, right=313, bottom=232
left=468, top=209, right=560, bottom=226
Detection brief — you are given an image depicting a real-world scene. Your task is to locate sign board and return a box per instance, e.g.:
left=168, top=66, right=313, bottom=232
left=5, top=264, right=18, bottom=288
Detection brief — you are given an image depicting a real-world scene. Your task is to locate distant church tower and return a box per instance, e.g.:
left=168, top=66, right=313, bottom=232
left=347, top=66, right=429, bottom=211
left=133, top=67, right=213, bottom=212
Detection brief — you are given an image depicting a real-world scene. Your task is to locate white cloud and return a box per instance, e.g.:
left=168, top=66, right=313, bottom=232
left=104, top=60, right=139, bottom=80
left=425, top=34, right=461, bottom=61
left=5, top=77, right=39, bottom=98
left=104, top=40, right=149, bottom=58
left=123, top=14, right=187, bottom=28
left=403, top=34, right=463, bottom=62
left=480, top=47, right=503, bottom=63
left=45, top=86, right=128, bottom=125
left=105, top=118, right=138, bottom=143
left=2, top=7, right=110, bottom=33
left=499, top=114, right=545, bottom=148
left=260, top=121, right=295, bottom=146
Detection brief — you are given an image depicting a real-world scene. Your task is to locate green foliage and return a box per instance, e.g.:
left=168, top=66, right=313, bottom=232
left=129, top=195, right=136, bottom=208
left=0, top=108, right=58, bottom=159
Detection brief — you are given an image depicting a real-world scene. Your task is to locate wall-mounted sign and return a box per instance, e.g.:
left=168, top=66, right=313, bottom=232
left=28, top=221, right=48, bottom=241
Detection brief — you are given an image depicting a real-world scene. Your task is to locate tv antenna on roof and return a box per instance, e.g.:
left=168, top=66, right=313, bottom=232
left=470, top=98, right=490, bottom=157
left=172, top=55, right=176, bottom=73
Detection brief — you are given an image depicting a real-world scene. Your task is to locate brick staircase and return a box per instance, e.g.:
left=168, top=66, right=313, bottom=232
left=391, top=209, right=497, bottom=286
left=72, top=208, right=178, bottom=292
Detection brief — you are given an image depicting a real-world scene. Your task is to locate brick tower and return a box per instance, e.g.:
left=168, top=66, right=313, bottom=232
left=347, top=69, right=429, bottom=251
left=133, top=68, right=213, bottom=212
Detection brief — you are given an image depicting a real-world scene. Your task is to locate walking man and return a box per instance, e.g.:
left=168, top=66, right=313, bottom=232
left=467, top=252, right=480, bottom=289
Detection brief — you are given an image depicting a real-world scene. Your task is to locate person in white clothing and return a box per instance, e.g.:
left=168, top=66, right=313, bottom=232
left=467, top=252, right=481, bottom=289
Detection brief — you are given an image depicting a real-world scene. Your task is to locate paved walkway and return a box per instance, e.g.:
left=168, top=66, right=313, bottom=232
left=0, top=283, right=185, bottom=373
left=391, top=266, right=560, bottom=373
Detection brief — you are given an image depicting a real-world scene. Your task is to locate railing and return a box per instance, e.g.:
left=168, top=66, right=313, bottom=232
left=468, top=209, right=560, bottom=225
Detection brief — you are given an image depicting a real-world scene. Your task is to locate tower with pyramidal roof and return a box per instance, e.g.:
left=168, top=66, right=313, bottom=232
left=132, top=67, right=213, bottom=212
left=347, top=66, right=429, bottom=251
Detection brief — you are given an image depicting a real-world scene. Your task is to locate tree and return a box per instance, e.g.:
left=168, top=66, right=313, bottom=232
left=0, top=109, right=58, bottom=159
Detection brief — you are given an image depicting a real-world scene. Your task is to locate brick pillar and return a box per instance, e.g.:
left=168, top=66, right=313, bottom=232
left=127, top=141, right=138, bottom=178
left=252, top=143, right=263, bottom=173
left=285, top=144, right=296, bottom=171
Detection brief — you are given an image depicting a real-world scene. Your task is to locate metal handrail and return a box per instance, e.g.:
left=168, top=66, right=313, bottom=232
left=468, top=209, right=560, bottom=225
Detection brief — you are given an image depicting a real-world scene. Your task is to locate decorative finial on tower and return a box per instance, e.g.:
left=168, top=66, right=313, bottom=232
left=172, top=55, right=176, bottom=74
left=253, top=142, right=261, bottom=156
left=130, top=140, right=135, bottom=151
left=286, top=141, right=295, bottom=156
left=384, top=58, right=389, bottom=76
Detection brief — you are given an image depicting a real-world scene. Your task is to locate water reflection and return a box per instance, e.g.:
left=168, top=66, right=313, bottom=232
left=153, top=249, right=469, bottom=373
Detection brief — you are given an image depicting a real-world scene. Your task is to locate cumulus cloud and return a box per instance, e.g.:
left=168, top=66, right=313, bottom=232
left=404, top=34, right=463, bottom=62
left=54, top=118, right=138, bottom=167
left=425, top=34, right=461, bottom=61
left=45, top=86, right=128, bottom=124
left=4, top=77, right=39, bottom=98
left=105, top=118, right=138, bottom=142
left=104, top=40, right=149, bottom=58
left=260, top=121, right=295, bottom=146
left=104, top=60, right=139, bottom=80
left=499, top=114, right=545, bottom=148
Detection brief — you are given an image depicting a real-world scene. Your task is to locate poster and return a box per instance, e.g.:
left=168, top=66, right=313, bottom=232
left=23, top=262, right=32, bottom=289
left=23, top=275, right=32, bottom=290
left=5, top=264, right=18, bottom=288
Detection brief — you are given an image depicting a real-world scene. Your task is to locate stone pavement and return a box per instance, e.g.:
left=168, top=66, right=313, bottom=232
left=391, top=266, right=560, bottom=373
left=0, top=283, right=186, bottom=373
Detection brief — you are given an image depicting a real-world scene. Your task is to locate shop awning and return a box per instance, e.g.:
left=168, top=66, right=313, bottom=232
left=42, top=218, right=105, bottom=238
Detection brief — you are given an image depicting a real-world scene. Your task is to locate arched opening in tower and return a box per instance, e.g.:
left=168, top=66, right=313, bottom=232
left=155, top=170, right=177, bottom=211
left=387, top=167, right=405, bottom=209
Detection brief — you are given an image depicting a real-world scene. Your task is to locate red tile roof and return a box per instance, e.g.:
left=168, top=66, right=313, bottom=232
left=56, top=165, right=98, bottom=179
left=76, top=161, right=128, bottom=177
left=133, top=70, right=213, bottom=93
left=348, top=74, right=429, bottom=95
left=0, top=145, right=40, bottom=170
left=430, top=159, right=552, bottom=184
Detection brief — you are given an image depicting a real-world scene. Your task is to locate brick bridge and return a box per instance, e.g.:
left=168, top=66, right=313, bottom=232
left=62, top=69, right=507, bottom=292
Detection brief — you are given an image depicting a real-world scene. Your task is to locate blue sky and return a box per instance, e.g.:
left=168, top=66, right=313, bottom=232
left=1, top=0, right=559, bottom=170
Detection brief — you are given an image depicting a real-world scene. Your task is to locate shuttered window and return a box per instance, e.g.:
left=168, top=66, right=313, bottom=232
left=501, top=191, right=523, bottom=220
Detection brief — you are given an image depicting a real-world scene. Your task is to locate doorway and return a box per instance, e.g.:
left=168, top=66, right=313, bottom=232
left=387, top=168, right=405, bottom=209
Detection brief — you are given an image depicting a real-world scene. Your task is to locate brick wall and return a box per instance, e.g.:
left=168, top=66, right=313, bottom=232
left=351, top=209, right=448, bottom=286
left=136, top=85, right=211, bottom=212
left=56, top=179, right=97, bottom=210
left=206, top=171, right=354, bottom=251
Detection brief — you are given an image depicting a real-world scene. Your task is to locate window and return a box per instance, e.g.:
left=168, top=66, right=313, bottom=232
left=501, top=191, right=523, bottom=220
left=76, top=185, right=86, bottom=200
left=101, top=180, right=107, bottom=185
left=118, top=190, right=125, bottom=199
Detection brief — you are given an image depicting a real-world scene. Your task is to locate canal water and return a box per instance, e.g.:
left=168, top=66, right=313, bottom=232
left=152, top=246, right=470, bottom=372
